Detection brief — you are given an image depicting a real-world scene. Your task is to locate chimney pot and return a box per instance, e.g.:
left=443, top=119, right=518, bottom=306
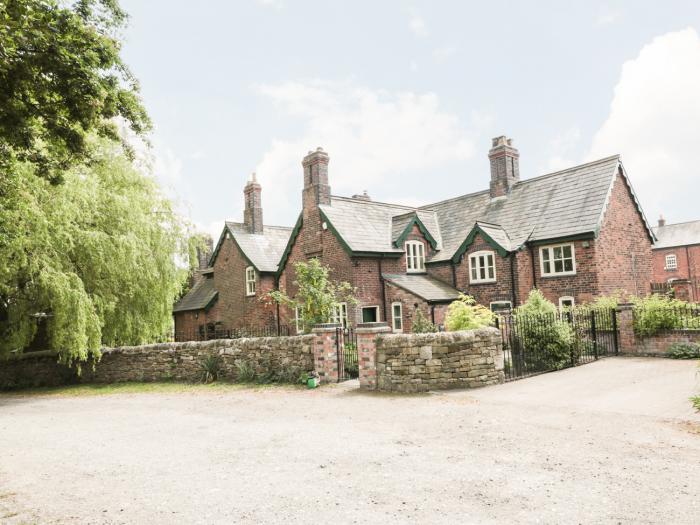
left=658, top=215, right=666, bottom=227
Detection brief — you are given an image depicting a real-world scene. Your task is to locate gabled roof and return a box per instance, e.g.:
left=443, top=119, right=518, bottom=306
left=391, top=210, right=441, bottom=250
left=316, top=155, right=653, bottom=263
left=209, top=222, right=293, bottom=273
left=173, top=278, right=218, bottom=313
left=382, top=274, right=461, bottom=303
left=452, top=221, right=516, bottom=260
left=653, top=220, right=700, bottom=249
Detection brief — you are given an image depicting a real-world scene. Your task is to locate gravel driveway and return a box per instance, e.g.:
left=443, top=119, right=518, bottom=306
left=1, top=357, right=698, bottom=524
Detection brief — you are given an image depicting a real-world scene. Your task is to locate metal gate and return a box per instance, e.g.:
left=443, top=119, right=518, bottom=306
left=497, top=308, right=618, bottom=382
left=335, top=327, right=358, bottom=381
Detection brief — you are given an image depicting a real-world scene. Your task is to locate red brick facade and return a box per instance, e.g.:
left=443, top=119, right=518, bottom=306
left=175, top=140, right=655, bottom=336
left=651, top=244, right=700, bottom=302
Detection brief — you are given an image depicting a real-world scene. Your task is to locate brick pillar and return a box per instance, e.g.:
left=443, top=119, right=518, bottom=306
left=616, top=303, right=636, bottom=354
left=356, top=322, right=390, bottom=391
left=312, top=323, right=341, bottom=383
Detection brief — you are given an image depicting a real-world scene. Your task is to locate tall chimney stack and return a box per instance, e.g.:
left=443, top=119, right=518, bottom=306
left=243, top=172, right=263, bottom=234
left=301, top=147, right=330, bottom=255
left=489, top=135, right=520, bottom=198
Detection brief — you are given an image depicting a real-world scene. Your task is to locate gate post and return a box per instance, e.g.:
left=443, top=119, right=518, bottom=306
left=356, top=322, right=390, bottom=390
left=616, top=304, right=636, bottom=354
left=312, top=323, right=342, bottom=384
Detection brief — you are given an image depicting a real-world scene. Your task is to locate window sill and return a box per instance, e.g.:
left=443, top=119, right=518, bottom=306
left=245, top=293, right=256, bottom=297
left=469, top=280, right=497, bottom=285
left=406, top=270, right=427, bottom=274
left=540, top=272, right=577, bottom=278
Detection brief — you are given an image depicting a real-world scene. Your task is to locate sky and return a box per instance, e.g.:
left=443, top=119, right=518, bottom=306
left=119, top=0, right=700, bottom=240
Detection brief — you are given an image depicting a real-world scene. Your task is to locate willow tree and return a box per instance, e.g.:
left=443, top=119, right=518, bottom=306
left=0, top=139, right=189, bottom=364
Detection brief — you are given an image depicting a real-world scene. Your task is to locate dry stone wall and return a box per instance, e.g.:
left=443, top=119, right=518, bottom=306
left=0, top=336, right=315, bottom=390
left=374, top=328, right=504, bottom=393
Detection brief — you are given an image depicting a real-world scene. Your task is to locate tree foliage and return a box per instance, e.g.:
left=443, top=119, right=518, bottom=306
left=445, top=294, right=495, bottom=332
left=266, top=259, right=356, bottom=333
left=0, top=139, right=189, bottom=365
left=411, top=309, right=437, bottom=333
left=0, top=0, right=150, bottom=183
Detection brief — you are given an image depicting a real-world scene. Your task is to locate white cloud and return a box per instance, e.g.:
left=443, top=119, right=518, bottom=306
left=545, top=127, right=581, bottom=172
left=588, top=28, right=700, bottom=224
left=409, top=60, right=419, bottom=72
left=408, top=7, right=429, bottom=37
left=596, top=7, right=622, bottom=26
left=256, top=0, right=284, bottom=9
left=253, top=80, right=479, bottom=224
left=433, top=45, right=456, bottom=63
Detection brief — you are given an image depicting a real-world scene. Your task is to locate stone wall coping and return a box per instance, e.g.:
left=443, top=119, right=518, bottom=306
left=616, top=303, right=634, bottom=311
left=356, top=323, right=391, bottom=334
left=311, top=323, right=342, bottom=333
left=377, top=327, right=500, bottom=348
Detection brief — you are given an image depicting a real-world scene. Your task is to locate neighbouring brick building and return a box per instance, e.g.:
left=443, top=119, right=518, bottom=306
left=651, top=217, right=700, bottom=301
left=174, top=135, right=655, bottom=335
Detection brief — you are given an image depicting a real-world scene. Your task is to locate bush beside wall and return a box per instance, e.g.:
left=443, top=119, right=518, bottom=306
left=0, top=336, right=315, bottom=390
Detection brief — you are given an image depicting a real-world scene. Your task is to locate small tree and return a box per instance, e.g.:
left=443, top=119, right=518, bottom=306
left=445, top=294, right=495, bottom=332
left=412, top=309, right=437, bottom=333
left=266, top=259, right=355, bottom=333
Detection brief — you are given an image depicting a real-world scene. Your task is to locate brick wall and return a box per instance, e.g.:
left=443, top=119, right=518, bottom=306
left=617, top=304, right=700, bottom=355
left=372, top=328, right=504, bottom=393
left=596, top=170, right=653, bottom=297
left=455, top=233, right=515, bottom=306
left=0, top=336, right=315, bottom=390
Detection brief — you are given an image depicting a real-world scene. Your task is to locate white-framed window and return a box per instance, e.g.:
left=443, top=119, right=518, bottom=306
left=665, top=254, right=678, bottom=270
left=490, top=301, right=512, bottom=313
left=405, top=241, right=425, bottom=273
left=331, top=302, right=348, bottom=328
left=361, top=306, right=380, bottom=323
left=469, top=251, right=496, bottom=283
left=245, top=266, right=256, bottom=296
left=294, top=306, right=303, bottom=334
left=559, top=296, right=575, bottom=310
left=540, top=243, right=576, bottom=276
left=391, top=302, right=403, bottom=332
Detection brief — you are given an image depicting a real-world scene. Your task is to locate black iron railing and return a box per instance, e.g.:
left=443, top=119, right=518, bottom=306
left=496, top=308, right=618, bottom=382
left=173, top=325, right=294, bottom=342
left=633, top=304, right=700, bottom=337
left=336, top=327, right=358, bottom=381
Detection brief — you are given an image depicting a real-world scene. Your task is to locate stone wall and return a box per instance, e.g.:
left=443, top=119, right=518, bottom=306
left=0, top=335, right=315, bottom=390
left=373, top=327, right=504, bottom=393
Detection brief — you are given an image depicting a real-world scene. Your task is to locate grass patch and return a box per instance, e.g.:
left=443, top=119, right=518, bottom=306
left=0, top=381, right=303, bottom=398
left=692, top=396, right=700, bottom=412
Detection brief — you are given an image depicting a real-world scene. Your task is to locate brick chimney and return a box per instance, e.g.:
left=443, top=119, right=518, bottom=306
left=489, top=135, right=520, bottom=198
left=196, top=235, right=214, bottom=269
left=243, top=172, right=263, bottom=234
left=301, top=147, right=330, bottom=255
left=658, top=214, right=666, bottom=227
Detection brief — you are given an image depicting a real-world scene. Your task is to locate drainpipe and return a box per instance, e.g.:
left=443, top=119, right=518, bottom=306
left=378, top=258, right=387, bottom=323
left=274, top=275, right=281, bottom=335
left=430, top=304, right=435, bottom=325
left=686, top=246, right=695, bottom=301
left=529, top=244, right=537, bottom=289
left=451, top=260, right=458, bottom=289
left=509, top=251, right=518, bottom=306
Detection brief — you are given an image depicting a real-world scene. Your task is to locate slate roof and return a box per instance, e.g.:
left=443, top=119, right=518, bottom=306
left=382, top=274, right=461, bottom=303
left=318, top=155, right=654, bottom=263
left=652, top=220, right=700, bottom=249
left=221, top=222, right=293, bottom=272
left=173, top=277, right=218, bottom=313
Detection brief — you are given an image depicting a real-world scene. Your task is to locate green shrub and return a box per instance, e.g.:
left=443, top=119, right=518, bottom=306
left=632, top=296, right=700, bottom=336
left=515, top=290, right=574, bottom=371
left=412, top=309, right=437, bottom=333
left=667, top=342, right=700, bottom=359
left=234, top=360, right=257, bottom=382
left=445, top=294, right=495, bottom=332
left=199, top=355, right=222, bottom=383
left=692, top=396, right=700, bottom=411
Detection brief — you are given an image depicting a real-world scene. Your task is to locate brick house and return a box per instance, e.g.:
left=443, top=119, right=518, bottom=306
left=174, top=136, right=655, bottom=335
left=651, top=217, right=700, bottom=301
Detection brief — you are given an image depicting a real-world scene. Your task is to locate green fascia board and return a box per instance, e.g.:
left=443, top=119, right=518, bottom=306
left=527, top=232, right=595, bottom=246
left=318, top=208, right=355, bottom=257
left=275, top=213, right=303, bottom=278
left=207, top=224, right=258, bottom=271
left=451, top=224, right=510, bottom=262
left=394, top=215, right=438, bottom=250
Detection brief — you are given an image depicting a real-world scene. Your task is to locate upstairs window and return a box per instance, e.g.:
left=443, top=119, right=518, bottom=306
left=540, top=244, right=576, bottom=276
left=331, top=302, right=348, bottom=328
left=469, top=251, right=496, bottom=283
left=665, top=254, right=677, bottom=270
left=405, top=241, right=425, bottom=273
left=245, top=266, right=256, bottom=296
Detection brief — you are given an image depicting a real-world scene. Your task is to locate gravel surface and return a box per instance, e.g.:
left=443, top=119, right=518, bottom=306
left=1, top=357, right=698, bottom=524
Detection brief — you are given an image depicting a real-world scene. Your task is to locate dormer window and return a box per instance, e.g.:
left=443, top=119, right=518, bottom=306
left=405, top=241, right=425, bottom=273
left=469, top=251, right=496, bottom=283
left=665, top=254, right=677, bottom=270
left=245, top=266, right=256, bottom=296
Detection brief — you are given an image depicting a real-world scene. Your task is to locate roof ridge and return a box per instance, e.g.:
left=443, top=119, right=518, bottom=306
left=226, top=221, right=293, bottom=231
left=515, top=155, right=620, bottom=186
left=655, top=219, right=700, bottom=228
left=330, top=195, right=417, bottom=211
left=419, top=188, right=490, bottom=209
